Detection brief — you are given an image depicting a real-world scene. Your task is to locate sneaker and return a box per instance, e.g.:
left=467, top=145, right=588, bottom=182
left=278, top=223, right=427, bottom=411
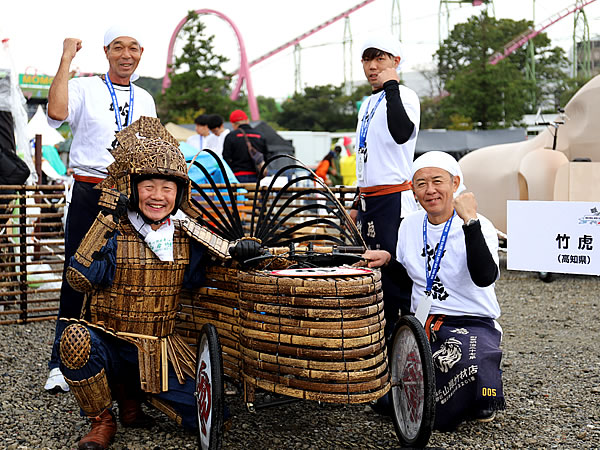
left=475, top=409, right=496, bottom=423
left=44, top=368, right=70, bottom=393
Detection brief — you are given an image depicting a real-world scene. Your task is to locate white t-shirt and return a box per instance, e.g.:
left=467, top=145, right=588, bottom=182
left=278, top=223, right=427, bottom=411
left=396, top=209, right=501, bottom=319
left=217, top=129, right=230, bottom=155
left=47, top=76, right=157, bottom=178
left=186, top=133, right=220, bottom=156
left=355, top=84, right=420, bottom=188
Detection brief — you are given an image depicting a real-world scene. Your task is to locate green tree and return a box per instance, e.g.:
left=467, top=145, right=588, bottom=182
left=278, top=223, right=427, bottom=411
left=276, top=84, right=365, bottom=131
left=157, top=11, right=234, bottom=123
left=436, top=12, right=569, bottom=129
left=256, top=96, right=282, bottom=127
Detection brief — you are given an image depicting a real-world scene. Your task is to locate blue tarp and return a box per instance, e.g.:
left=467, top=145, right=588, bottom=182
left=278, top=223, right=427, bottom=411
left=179, top=141, right=245, bottom=205
left=42, top=145, right=67, bottom=176
left=179, top=142, right=238, bottom=185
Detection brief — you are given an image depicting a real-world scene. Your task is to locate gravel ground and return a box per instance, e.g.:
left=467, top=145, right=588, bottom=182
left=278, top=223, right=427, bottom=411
left=1, top=256, right=599, bottom=449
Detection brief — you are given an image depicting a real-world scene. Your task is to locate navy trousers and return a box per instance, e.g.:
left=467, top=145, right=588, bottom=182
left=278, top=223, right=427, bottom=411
left=357, top=192, right=412, bottom=339
left=59, top=325, right=198, bottom=430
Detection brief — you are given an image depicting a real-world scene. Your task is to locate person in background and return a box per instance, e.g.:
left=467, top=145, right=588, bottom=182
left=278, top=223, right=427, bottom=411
left=315, top=150, right=336, bottom=185
left=45, top=25, right=157, bottom=393
left=363, top=151, right=505, bottom=431
left=206, top=113, right=227, bottom=157
left=328, top=145, right=343, bottom=186
left=186, top=114, right=213, bottom=152
left=222, top=109, right=268, bottom=183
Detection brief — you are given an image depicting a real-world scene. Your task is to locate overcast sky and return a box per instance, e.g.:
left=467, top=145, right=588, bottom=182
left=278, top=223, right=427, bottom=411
left=2, top=0, right=598, bottom=99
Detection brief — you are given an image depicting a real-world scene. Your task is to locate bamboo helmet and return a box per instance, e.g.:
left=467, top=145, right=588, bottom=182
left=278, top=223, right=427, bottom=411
left=98, top=116, right=189, bottom=224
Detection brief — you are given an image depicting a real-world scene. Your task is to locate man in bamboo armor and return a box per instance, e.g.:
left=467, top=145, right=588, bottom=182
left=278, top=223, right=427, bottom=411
left=57, top=117, right=256, bottom=449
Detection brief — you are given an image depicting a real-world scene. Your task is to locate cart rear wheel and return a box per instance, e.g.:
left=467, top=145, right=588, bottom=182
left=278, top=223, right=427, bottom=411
left=195, top=323, right=224, bottom=450
left=389, top=315, right=435, bottom=448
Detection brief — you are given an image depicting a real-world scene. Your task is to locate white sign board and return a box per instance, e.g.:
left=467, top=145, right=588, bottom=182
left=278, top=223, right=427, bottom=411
left=507, top=201, right=600, bottom=275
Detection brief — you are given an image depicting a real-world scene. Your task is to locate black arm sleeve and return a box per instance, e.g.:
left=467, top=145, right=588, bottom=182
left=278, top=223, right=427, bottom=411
left=384, top=80, right=415, bottom=145
left=463, top=221, right=499, bottom=287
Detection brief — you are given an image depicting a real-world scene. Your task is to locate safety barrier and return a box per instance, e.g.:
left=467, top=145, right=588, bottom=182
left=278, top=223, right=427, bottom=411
left=0, top=184, right=66, bottom=325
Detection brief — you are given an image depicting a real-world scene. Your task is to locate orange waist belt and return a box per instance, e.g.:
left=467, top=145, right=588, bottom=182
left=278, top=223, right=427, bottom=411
left=74, top=174, right=105, bottom=184
left=359, top=182, right=411, bottom=197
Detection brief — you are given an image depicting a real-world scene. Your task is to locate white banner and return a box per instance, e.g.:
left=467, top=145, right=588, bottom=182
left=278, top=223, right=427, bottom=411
left=507, top=201, right=600, bottom=275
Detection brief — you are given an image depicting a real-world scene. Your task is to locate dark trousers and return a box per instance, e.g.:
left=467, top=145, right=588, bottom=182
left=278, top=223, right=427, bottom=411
left=235, top=174, right=258, bottom=184
left=60, top=326, right=197, bottom=430
left=357, top=192, right=412, bottom=340
left=49, top=181, right=101, bottom=369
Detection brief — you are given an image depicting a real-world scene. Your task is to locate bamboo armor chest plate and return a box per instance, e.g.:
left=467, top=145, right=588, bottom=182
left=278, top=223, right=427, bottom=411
left=88, top=220, right=190, bottom=337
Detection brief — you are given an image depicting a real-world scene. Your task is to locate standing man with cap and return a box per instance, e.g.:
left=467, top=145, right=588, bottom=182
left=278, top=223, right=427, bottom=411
left=351, top=33, right=420, bottom=341
left=44, top=25, right=157, bottom=393
left=363, top=151, right=505, bottom=431
left=222, top=109, right=268, bottom=183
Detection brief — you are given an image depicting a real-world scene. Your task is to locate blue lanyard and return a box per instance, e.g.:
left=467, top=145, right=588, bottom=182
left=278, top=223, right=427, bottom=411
left=423, top=211, right=455, bottom=293
left=105, top=72, right=134, bottom=131
left=358, top=92, right=385, bottom=149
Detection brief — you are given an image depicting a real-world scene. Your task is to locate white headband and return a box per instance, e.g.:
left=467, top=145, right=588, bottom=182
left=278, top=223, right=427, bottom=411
left=412, top=151, right=466, bottom=196
left=103, top=25, right=142, bottom=48
left=360, top=33, right=405, bottom=68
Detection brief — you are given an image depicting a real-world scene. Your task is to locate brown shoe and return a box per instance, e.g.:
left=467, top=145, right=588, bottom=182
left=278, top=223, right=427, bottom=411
left=112, top=383, right=154, bottom=428
left=118, top=397, right=155, bottom=428
left=78, top=409, right=117, bottom=450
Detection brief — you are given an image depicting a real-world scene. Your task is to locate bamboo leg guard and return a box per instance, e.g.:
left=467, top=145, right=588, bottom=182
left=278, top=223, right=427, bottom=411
left=64, top=369, right=113, bottom=418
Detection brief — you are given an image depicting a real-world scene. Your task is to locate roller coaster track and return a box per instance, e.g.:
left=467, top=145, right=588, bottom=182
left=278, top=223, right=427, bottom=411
left=488, top=0, right=597, bottom=65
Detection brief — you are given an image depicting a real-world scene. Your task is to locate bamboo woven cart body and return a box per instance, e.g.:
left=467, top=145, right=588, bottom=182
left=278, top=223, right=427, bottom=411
left=177, top=266, right=390, bottom=404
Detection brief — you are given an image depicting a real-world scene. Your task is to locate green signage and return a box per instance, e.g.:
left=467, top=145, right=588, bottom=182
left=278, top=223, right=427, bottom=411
left=19, top=73, right=54, bottom=99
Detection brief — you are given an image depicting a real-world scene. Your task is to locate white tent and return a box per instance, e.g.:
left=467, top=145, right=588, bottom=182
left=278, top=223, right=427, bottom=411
left=166, top=122, right=195, bottom=141
left=27, top=105, right=64, bottom=146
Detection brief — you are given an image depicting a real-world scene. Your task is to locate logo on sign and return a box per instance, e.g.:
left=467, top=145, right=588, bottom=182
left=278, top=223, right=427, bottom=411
left=578, top=207, right=600, bottom=225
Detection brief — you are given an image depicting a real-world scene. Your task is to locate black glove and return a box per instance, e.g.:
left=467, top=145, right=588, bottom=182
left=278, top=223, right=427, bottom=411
left=230, top=238, right=264, bottom=263
left=98, top=189, right=129, bottom=222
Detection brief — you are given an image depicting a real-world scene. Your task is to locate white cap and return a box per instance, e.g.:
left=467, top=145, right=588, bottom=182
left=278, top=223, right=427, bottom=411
left=103, top=25, right=142, bottom=48
left=411, top=151, right=466, bottom=196
left=360, top=33, right=404, bottom=68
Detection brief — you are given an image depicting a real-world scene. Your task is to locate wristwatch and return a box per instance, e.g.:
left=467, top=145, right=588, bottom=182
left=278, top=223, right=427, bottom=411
left=464, top=217, right=479, bottom=227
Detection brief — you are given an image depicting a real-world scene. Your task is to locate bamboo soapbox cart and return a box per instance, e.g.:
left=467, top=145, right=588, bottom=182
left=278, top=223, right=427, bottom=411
left=171, top=153, right=436, bottom=449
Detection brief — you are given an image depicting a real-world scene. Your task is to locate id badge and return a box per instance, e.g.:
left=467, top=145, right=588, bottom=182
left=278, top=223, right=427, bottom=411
left=414, top=292, right=432, bottom=326
left=357, top=149, right=365, bottom=182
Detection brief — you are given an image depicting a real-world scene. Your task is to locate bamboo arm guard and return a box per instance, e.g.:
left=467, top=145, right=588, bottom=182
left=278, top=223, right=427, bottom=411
left=179, top=217, right=233, bottom=260
left=66, top=212, right=119, bottom=292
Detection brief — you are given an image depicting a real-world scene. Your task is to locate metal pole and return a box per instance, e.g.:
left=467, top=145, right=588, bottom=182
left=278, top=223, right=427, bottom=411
left=18, top=187, right=28, bottom=322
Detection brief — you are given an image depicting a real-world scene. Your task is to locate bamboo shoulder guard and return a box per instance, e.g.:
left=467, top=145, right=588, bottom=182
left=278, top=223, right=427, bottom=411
left=178, top=217, right=233, bottom=260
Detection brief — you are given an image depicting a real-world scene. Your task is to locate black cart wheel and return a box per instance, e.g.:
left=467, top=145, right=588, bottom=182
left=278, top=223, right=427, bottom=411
left=389, top=315, right=435, bottom=448
left=195, top=323, right=224, bottom=450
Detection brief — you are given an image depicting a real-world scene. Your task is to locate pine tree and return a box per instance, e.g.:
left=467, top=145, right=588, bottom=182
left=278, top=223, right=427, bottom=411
left=158, top=11, right=234, bottom=123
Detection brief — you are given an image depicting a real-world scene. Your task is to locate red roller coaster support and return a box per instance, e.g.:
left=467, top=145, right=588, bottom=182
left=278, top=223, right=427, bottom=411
left=489, top=0, right=597, bottom=65
left=245, top=0, right=377, bottom=69
left=162, top=9, right=260, bottom=121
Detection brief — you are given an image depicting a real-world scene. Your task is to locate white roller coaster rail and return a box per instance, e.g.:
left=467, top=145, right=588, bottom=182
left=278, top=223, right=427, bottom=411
left=488, top=0, right=597, bottom=65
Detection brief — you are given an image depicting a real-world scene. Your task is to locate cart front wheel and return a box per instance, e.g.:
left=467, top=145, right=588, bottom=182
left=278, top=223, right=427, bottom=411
left=389, top=315, right=435, bottom=448
left=195, top=323, right=224, bottom=450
